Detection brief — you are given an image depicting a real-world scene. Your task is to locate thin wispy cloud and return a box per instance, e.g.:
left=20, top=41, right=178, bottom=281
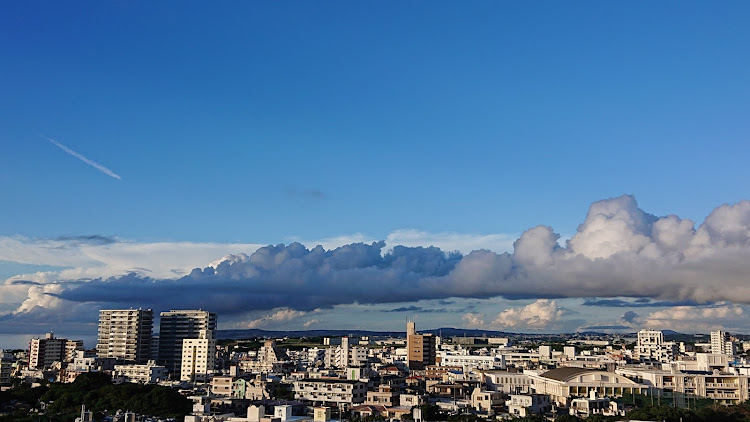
left=42, top=135, right=122, bottom=180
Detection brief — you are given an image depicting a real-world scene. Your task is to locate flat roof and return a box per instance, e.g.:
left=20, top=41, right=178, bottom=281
left=296, top=378, right=365, bottom=384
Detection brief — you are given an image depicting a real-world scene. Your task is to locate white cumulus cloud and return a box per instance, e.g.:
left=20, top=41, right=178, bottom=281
left=493, top=299, right=565, bottom=330
left=245, top=308, right=308, bottom=329
left=643, top=304, right=744, bottom=332
left=462, top=313, right=485, bottom=328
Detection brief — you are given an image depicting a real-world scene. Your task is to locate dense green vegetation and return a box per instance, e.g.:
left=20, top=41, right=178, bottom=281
left=0, top=372, right=190, bottom=422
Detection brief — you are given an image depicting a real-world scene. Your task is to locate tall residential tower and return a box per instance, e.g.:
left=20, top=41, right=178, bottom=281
left=158, top=309, right=217, bottom=376
left=97, top=309, right=153, bottom=364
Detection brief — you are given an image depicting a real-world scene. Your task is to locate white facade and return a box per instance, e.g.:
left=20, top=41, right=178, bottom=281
left=711, top=331, right=736, bottom=356
left=482, top=370, right=532, bottom=394
left=569, top=391, right=623, bottom=418
left=529, top=368, right=648, bottom=406
left=29, top=333, right=83, bottom=369
left=180, top=330, right=216, bottom=383
left=293, top=378, right=367, bottom=407
left=158, top=309, right=217, bottom=376
left=72, top=350, right=98, bottom=372
left=508, top=394, right=550, bottom=417
left=636, top=330, right=677, bottom=363
left=308, top=341, right=368, bottom=369
left=113, top=360, right=167, bottom=383
left=440, top=354, right=505, bottom=371
left=617, top=367, right=750, bottom=404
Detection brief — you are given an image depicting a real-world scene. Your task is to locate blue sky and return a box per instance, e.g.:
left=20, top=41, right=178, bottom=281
left=2, top=2, right=750, bottom=346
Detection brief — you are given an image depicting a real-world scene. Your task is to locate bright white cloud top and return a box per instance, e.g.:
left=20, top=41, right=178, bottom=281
left=3, top=195, right=750, bottom=333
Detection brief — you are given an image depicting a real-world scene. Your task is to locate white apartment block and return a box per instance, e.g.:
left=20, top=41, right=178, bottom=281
left=439, top=354, right=505, bottom=371
left=494, top=349, right=540, bottom=368
left=293, top=378, right=367, bottom=407
left=617, top=366, right=750, bottom=404
left=29, top=332, right=83, bottom=369
left=113, top=360, right=168, bottom=383
left=308, top=340, right=368, bottom=369
left=181, top=330, right=216, bottom=383
left=635, top=330, right=677, bottom=363
left=72, top=350, right=98, bottom=372
left=711, top=331, right=736, bottom=356
left=97, top=309, right=153, bottom=364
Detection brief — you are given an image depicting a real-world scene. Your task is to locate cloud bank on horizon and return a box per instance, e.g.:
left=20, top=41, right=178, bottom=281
left=3, top=195, right=750, bottom=332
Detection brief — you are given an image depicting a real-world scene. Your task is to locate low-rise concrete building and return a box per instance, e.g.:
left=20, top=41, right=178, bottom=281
left=113, top=360, right=168, bottom=383
left=569, top=391, right=624, bottom=418
left=617, top=367, right=750, bottom=404
left=507, top=394, right=550, bottom=417
left=470, top=388, right=503, bottom=413
left=365, top=384, right=399, bottom=407
left=293, top=378, right=367, bottom=408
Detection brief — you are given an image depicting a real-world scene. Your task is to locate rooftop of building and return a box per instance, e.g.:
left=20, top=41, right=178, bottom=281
left=539, top=367, right=598, bottom=381
left=296, top=378, right=366, bottom=384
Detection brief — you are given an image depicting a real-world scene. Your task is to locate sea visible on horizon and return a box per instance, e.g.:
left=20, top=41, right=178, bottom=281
left=0, top=333, right=98, bottom=351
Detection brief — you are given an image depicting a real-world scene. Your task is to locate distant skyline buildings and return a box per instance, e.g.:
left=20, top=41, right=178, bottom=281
left=28, top=332, right=83, bottom=370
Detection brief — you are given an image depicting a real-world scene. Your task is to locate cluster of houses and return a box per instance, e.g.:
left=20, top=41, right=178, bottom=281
left=3, top=309, right=750, bottom=421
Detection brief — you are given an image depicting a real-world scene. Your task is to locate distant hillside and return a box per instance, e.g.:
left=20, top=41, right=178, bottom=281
left=216, top=327, right=714, bottom=341
left=219, top=327, right=515, bottom=340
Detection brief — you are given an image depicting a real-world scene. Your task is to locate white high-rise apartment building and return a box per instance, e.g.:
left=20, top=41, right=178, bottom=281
left=158, top=309, right=216, bottom=376
left=180, top=330, right=216, bottom=383
left=711, top=330, right=735, bottom=356
left=97, top=309, right=153, bottom=364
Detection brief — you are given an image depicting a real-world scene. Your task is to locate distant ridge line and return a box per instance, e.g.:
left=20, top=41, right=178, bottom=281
left=216, top=327, right=647, bottom=340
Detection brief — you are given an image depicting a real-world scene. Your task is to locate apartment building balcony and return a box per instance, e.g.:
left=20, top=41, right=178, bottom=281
left=706, top=382, right=739, bottom=388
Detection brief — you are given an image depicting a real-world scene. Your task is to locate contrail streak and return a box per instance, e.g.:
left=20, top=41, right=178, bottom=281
left=41, top=135, right=122, bottom=180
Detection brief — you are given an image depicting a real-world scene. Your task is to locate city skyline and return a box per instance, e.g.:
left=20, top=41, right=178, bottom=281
left=3, top=2, right=750, bottom=343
